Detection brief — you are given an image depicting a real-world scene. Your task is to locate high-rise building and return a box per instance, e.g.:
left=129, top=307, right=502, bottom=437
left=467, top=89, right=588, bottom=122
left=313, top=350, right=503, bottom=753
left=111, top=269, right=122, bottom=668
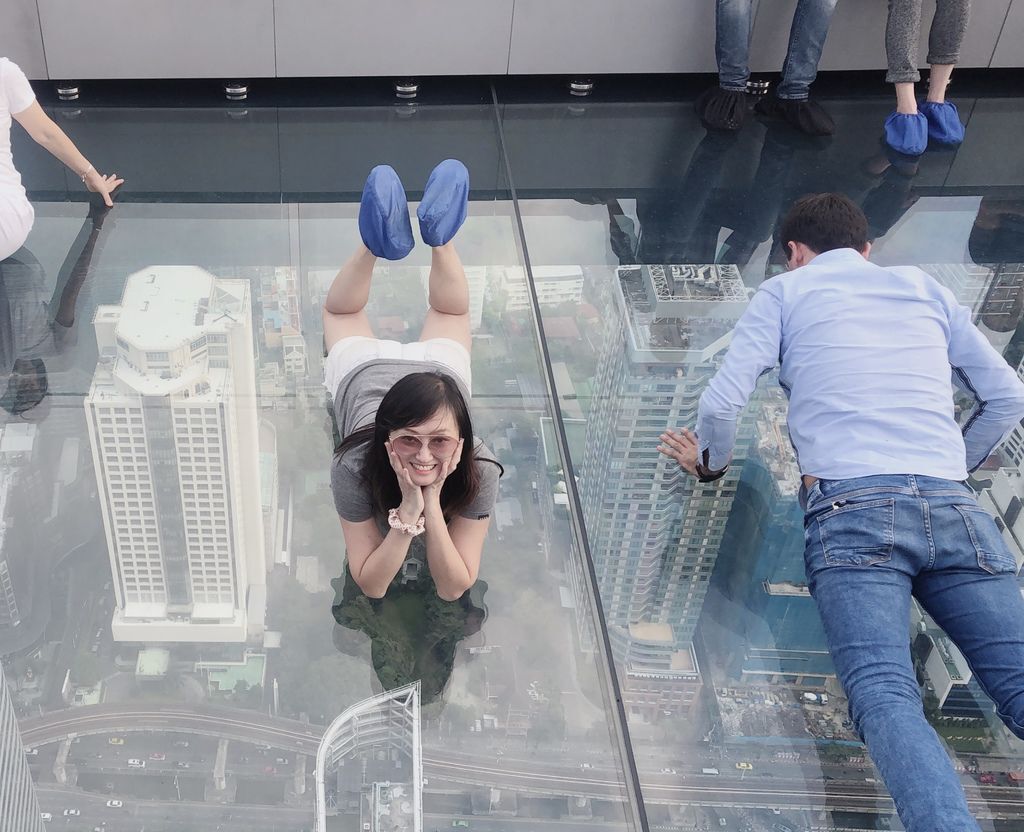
left=85, top=267, right=266, bottom=643
left=578, top=264, right=752, bottom=716
left=0, top=668, right=45, bottom=832
left=731, top=391, right=834, bottom=688
left=316, top=683, right=422, bottom=832
left=0, top=424, right=41, bottom=644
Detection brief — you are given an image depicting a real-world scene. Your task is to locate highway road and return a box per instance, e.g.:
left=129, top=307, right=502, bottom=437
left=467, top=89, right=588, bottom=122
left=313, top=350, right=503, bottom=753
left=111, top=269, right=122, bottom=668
left=21, top=703, right=1024, bottom=823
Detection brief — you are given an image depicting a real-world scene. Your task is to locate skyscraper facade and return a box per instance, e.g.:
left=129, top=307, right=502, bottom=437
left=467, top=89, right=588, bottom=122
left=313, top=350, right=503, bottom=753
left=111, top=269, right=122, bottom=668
left=579, top=264, right=752, bottom=716
left=0, top=668, right=45, bottom=832
left=85, top=267, right=266, bottom=643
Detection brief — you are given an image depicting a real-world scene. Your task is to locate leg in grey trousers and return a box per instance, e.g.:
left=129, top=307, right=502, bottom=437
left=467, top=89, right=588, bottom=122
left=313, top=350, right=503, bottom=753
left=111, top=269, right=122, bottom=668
left=886, top=0, right=971, bottom=84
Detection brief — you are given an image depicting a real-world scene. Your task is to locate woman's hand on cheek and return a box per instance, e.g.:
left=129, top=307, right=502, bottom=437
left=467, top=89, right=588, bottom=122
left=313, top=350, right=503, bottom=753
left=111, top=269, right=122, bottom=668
left=386, top=441, right=424, bottom=522
left=423, top=438, right=464, bottom=515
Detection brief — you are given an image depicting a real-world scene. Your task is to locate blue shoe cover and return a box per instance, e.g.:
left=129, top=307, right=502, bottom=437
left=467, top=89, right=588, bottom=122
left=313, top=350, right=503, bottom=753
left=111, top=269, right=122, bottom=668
left=919, top=100, right=964, bottom=145
left=417, top=159, right=469, bottom=247
left=884, top=112, right=928, bottom=156
left=358, top=165, right=414, bottom=260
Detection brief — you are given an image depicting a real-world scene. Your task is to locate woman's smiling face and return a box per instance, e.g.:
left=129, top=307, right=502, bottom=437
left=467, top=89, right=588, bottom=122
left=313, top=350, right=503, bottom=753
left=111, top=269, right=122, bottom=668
left=388, top=407, right=461, bottom=485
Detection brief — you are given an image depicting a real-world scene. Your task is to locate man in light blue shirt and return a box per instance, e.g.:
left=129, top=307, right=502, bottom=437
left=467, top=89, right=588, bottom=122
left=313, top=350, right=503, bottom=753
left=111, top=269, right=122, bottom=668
left=659, top=193, right=1024, bottom=832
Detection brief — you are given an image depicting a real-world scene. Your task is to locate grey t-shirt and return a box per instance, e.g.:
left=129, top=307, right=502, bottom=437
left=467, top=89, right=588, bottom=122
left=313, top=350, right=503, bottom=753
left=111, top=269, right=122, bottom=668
left=330, top=359, right=501, bottom=564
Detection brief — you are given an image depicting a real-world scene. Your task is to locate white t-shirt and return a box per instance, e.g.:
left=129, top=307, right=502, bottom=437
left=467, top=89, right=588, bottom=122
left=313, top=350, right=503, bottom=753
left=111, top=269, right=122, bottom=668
left=0, top=58, right=37, bottom=203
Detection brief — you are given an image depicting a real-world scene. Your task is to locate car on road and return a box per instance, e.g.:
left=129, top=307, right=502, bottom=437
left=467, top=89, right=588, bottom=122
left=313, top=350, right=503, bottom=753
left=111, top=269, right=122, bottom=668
left=176, top=762, right=191, bottom=769
left=579, top=763, right=592, bottom=770
left=149, top=752, right=165, bottom=761
left=62, top=809, right=80, bottom=817
left=735, top=762, right=753, bottom=771
left=108, top=737, right=124, bottom=746
left=106, top=800, right=123, bottom=808
left=452, top=822, right=470, bottom=829
left=172, top=740, right=190, bottom=748
left=263, top=765, right=277, bottom=775
left=660, top=768, right=677, bottom=775
left=25, top=747, right=38, bottom=756
left=127, top=759, right=145, bottom=768
left=275, top=756, right=289, bottom=764
left=40, top=813, right=52, bottom=821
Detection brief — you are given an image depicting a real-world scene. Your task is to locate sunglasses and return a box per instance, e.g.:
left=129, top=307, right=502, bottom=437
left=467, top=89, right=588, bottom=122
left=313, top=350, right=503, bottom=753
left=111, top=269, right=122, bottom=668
left=389, top=433, right=460, bottom=455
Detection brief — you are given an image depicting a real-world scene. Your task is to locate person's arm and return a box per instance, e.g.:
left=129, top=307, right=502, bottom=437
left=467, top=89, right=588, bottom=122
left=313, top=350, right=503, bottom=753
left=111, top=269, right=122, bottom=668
left=338, top=441, right=426, bottom=598
left=420, top=439, right=489, bottom=601
left=12, top=102, right=123, bottom=207
left=690, top=284, right=784, bottom=477
left=945, top=297, right=1024, bottom=472
left=423, top=513, right=489, bottom=602
left=340, top=517, right=416, bottom=599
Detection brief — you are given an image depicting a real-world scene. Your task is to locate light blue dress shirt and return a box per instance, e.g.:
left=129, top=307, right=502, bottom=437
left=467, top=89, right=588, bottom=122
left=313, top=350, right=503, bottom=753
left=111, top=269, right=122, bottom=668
left=696, top=248, right=1024, bottom=481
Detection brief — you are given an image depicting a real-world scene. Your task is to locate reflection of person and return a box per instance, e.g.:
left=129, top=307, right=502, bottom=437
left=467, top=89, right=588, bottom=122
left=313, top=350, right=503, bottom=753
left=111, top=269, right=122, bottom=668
left=969, top=198, right=1024, bottom=265
left=595, top=125, right=800, bottom=277
left=331, top=570, right=487, bottom=703
left=324, top=160, right=502, bottom=602
left=660, top=193, right=1024, bottom=832
left=1, top=204, right=111, bottom=418
left=883, top=0, right=970, bottom=156
left=696, top=0, right=837, bottom=135
left=1, top=57, right=121, bottom=260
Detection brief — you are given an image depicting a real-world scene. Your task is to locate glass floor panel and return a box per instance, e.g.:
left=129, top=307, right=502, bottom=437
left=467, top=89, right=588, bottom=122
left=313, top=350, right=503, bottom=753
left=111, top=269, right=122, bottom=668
left=501, top=89, right=1024, bottom=832
left=1, top=80, right=1023, bottom=832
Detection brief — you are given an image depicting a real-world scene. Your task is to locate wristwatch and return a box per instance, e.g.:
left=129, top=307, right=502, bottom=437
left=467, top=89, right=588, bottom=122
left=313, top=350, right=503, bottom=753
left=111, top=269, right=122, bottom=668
left=695, top=449, right=729, bottom=484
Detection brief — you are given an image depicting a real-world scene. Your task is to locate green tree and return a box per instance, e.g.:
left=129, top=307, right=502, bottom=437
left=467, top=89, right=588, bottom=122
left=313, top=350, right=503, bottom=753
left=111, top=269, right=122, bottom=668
left=288, top=654, right=368, bottom=723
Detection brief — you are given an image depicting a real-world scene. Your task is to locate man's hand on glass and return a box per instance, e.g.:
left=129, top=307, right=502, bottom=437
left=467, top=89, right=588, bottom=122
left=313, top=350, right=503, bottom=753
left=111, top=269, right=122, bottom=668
left=658, top=428, right=699, bottom=476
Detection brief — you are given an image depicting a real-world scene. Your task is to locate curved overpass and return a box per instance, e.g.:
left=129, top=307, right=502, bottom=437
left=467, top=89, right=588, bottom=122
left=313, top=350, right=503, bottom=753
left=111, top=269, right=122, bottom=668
left=18, top=705, right=1024, bottom=818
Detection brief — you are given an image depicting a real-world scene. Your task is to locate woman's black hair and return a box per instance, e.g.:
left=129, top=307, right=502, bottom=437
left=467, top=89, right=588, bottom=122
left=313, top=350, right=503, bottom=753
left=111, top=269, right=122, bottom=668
left=337, top=371, right=490, bottom=519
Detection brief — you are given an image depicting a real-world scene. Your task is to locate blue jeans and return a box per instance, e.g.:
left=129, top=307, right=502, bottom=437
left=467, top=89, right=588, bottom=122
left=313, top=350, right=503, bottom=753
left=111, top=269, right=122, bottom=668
left=804, top=475, right=1024, bottom=832
left=716, top=0, right=838, bottom=99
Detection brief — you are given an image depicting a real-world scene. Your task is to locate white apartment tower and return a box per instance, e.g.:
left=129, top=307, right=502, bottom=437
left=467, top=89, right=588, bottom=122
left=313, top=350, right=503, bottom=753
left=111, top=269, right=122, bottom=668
left=86, top=267, right=266, bottom=643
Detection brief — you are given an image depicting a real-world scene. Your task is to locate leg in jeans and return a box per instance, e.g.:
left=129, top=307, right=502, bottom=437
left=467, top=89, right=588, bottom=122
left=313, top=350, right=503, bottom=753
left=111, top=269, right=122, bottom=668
left=715, top=0, right=754, bottom=92
left=914, top=489, right=1024, bottom=741
left=804, top=479, right=980, bottom=832
left=776, top=0, right=839, bottom=100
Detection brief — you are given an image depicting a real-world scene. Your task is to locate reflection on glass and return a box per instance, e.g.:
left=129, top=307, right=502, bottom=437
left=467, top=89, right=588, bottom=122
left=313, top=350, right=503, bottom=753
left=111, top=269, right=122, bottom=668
left=85, top=265, right=266, bottom=644
left=513, top=94, right=1024, bottom=830
left=332, top=571, right=488, bottom=703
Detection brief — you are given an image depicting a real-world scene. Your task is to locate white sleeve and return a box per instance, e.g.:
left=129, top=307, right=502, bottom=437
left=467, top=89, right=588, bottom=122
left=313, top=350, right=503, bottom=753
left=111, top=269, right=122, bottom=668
left=2, top=60, right=36, bottom=115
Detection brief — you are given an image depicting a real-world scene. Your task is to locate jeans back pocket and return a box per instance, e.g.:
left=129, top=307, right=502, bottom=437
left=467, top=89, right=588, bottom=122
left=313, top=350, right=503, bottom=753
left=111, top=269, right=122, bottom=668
left=953, top=504, right=1018, bottom=575
left=817, top=497, right=896, bottom=567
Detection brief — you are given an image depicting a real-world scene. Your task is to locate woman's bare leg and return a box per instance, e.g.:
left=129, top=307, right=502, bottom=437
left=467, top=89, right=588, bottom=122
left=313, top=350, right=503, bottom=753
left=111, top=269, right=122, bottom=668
left=894, top=82, right=917, bottom=115
left=418, top=242, right=470, bottom=351
left=926, top=64, right=955, bottom=103
left=322, top=242, right=378, bottom=352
